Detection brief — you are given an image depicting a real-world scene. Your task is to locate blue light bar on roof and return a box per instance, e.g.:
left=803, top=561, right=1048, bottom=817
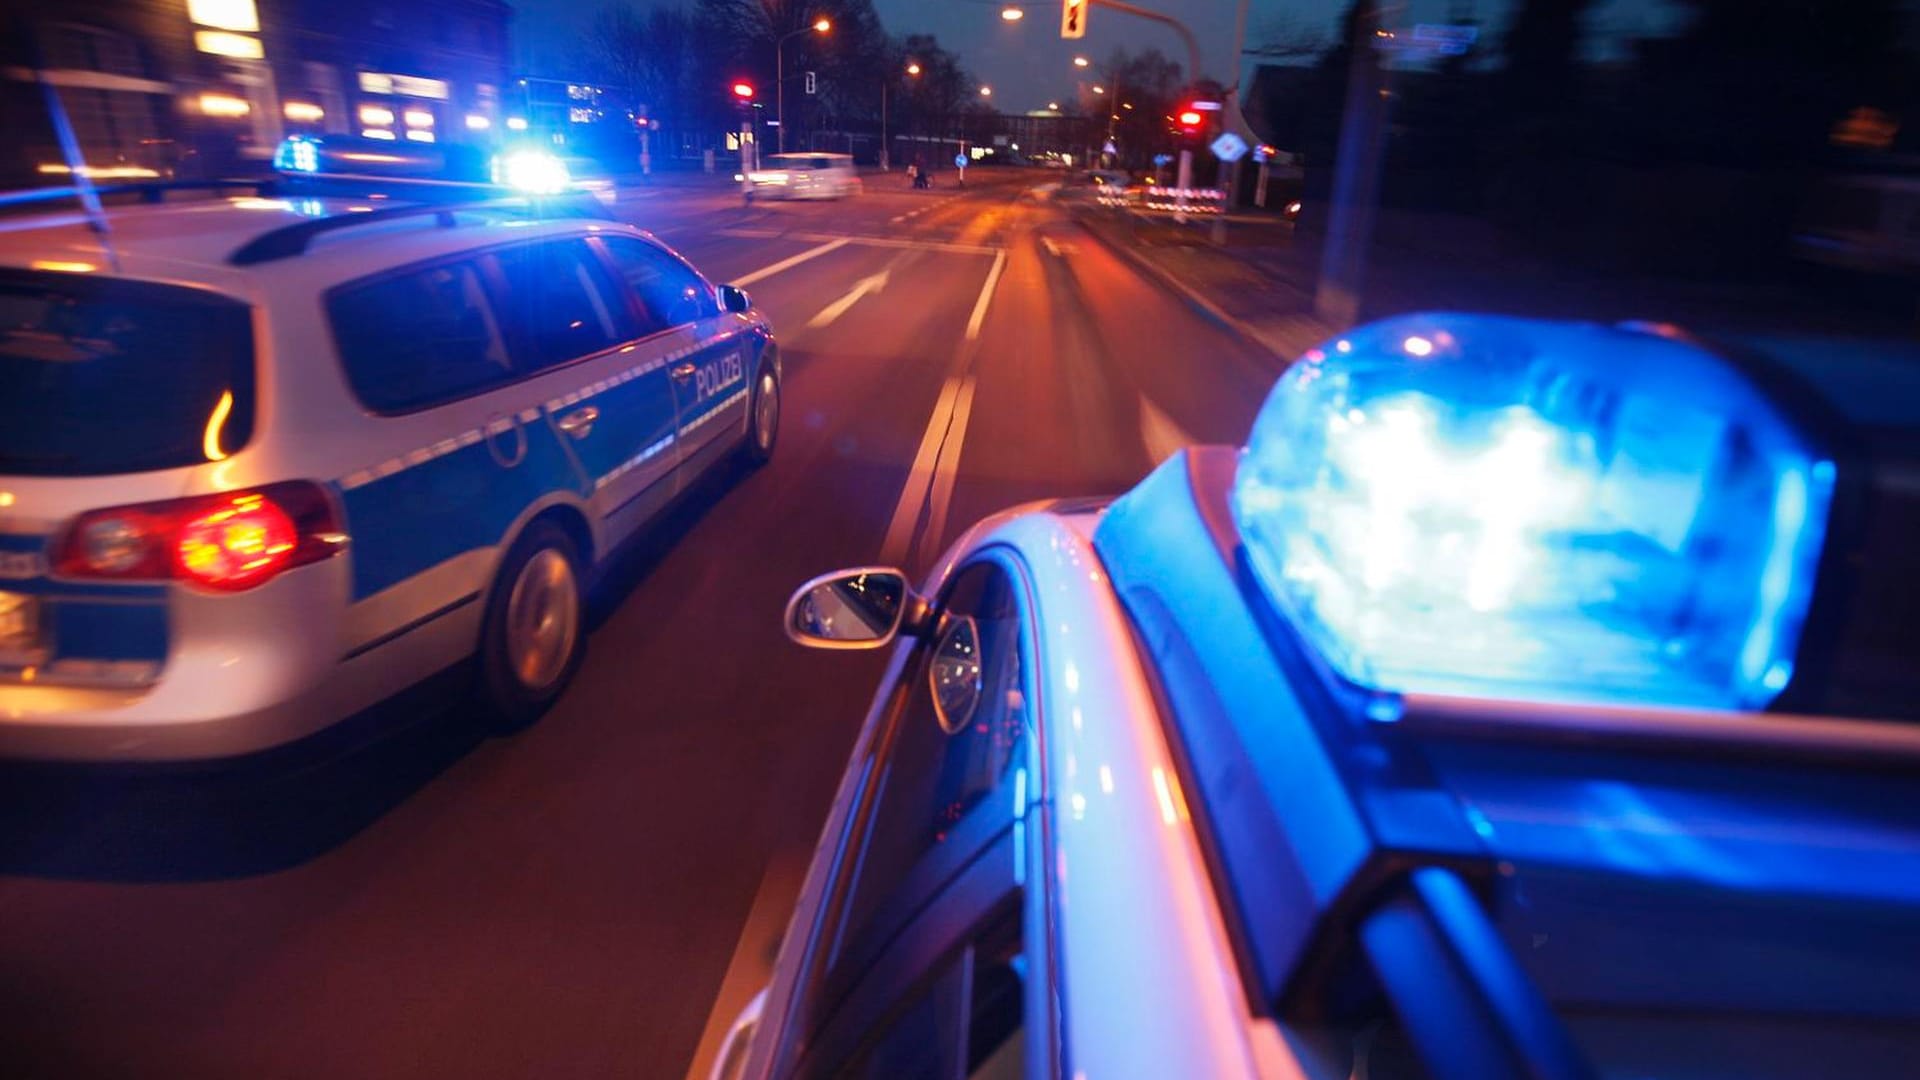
left=1232, top=314, right=1835, bottom=712
left=273, top=134, right=321, bottom=174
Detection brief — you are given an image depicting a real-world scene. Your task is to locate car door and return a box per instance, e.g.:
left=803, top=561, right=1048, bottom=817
left=489, top=236, right=678, bottom=534
left=595, top=235, right=748, bottom=471
left=765, top=555, right=1057, bottom=1079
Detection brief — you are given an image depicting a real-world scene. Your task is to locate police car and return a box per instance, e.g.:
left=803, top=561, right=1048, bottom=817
left=0, top=154, right=781, bottom=761
left=712, top=314, right=1920, bottom=1079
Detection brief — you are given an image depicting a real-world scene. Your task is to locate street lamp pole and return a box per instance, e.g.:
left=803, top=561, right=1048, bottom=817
left=777, top=19, right=829, bottom=155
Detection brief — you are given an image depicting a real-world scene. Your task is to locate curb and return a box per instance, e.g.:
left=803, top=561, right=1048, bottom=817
left=1071, top=209, right=1331, bottom=365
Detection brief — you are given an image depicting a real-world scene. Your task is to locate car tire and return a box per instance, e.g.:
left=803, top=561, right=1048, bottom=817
left=741, top=361, right=780, bottom=467
left=475, top=520, right=586, bottom=733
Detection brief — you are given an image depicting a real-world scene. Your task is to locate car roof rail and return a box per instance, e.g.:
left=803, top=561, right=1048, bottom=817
left=226, top=194, right=615, bottom=266
left=0, top=178, right=272, bottom=213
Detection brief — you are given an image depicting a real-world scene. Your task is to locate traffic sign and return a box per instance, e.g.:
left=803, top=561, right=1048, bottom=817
left=954, top=153, right=967, bottom=169
left=1191, top=101, right=1223, bottom=112
left=804, top=71, right=816, bottom=95
left=1102, top=139, right=1117, bottom=156
left=1210, top=131, right=1248, bottom=163
left=1412, top=23, right=1478, bottom=55
left=1061, top=0, right=1086, bottom=39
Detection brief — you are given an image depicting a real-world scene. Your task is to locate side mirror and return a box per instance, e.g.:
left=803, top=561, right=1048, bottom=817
left=786, top=567, right=913, bottom=649
left=719, top=284, right=753, bottom=314
left=929, top=613, right=983, bottom=734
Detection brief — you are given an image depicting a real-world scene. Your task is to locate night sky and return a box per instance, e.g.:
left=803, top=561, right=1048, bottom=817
left=515, top=0, right=1681, bottom=113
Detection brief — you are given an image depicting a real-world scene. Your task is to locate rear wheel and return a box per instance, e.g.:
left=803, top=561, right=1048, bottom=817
left=476, top=520, right=585, bottom=732
left=741, top=362, right=780, bottom=467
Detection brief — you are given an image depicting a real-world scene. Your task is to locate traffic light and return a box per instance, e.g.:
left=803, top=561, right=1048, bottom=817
left=731, top=82, right=755, bottom=100
left=1061, top=0, right=1086, bottom=39
left=1178, top=108, right=1204, bottom=130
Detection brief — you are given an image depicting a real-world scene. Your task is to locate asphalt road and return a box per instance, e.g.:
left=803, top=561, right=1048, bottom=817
left=0, top=167, right=1284, bottom=1078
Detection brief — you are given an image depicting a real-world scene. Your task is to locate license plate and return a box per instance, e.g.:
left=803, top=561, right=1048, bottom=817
left=0, top=591, right=47, bottom=667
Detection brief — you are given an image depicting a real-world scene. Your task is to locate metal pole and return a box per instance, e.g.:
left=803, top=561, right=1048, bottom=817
left=1316, top=3, right=1389, bottom=327
left=740, top=118, right=753, bottom=203
left=1089, top=0, right=1201, bottom=91
left=777, top=42, right=786, bottom=154
left=1175, top=148, right=1192, bottom=222
left=880, top=80, right=888, bottom=170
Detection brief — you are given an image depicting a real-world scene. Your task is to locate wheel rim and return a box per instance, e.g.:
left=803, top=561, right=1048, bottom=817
left=754, top=372, right=779, bottom=449
left=505, top=548, right=579, bottom=692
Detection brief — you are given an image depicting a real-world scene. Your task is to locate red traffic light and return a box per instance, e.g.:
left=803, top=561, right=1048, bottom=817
left=731, top=82, right=755, bottom=99
left=1177, top=109, right=1204, bottom=128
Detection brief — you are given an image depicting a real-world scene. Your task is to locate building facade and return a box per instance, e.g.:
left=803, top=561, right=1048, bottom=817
left=1, top=0, right=510, bottom=185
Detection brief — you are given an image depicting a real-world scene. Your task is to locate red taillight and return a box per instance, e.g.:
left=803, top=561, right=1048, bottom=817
left=53, top=482, right=344, bottom=592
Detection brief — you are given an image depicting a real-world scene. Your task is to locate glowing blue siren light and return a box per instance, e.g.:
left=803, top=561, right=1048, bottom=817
left=1232, top=314, right=1835, bottom=712
left=274, top=134, right=321, bottom=174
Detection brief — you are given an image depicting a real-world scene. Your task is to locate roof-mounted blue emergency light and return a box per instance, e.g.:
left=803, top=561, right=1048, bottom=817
left=1232, top=314, right=1835, bottom=712
left=273, top=134, right=321, bottom=174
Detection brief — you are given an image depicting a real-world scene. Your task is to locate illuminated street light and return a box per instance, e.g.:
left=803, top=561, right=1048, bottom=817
left=1073, top=56, right=1090, bottom=68
left=1047, top=101, right=1060, bottom=110
left=1091, top=85, right=1105, bottom=94
left=980, top=86, right=993, bottom=96
left=777, top=18, right=832, bottom=152
left=906, top=62, right=922, bottom=75
left=1001, top=6, right=1024, bottom=20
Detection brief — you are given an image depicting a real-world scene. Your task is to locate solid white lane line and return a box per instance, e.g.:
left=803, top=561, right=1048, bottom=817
left=964, top=251, right=1008, bottom=340
left=881, top=376, right=965, bottom=564
left=715, top=229, right=1001, bottom=256
left=730, top=237, right=849, bottom=286
left=915, top=375, right=979, bottom=567
left=806, top=268, right=892, bottom=329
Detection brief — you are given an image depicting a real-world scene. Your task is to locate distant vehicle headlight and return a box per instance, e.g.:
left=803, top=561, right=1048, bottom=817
left=1232, top=314, right=1835, bottom=711
left=493, top=149, right=571, bottom=195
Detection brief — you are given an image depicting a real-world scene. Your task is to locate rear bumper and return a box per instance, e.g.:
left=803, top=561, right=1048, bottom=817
left=0, top=560, right=482, bottom=762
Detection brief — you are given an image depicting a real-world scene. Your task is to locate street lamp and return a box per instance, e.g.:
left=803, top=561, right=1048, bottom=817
left=1091, top=85, right=1104, bottom=94
left=1000, top=6, right=1023, bottom=19
left=777, top=17, right=830, bottom=153
left=1073, top=55, right=1090, bottom=68
left=882, top=60, right=920, bottom=171
left=980, top=86, right=993, bottom=97
left=1046, top=101, right=1059, bottom=110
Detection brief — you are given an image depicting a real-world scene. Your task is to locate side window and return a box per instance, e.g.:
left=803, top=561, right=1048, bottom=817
left=328, top=256, right=514, bottom=413
left=598, top=235, right=719, bottom=333
left=490, top=238, right=630, bottom=369
left=824, top=917, right=1027, bottom=1080
left=828, top=560, right=1030, bottom=973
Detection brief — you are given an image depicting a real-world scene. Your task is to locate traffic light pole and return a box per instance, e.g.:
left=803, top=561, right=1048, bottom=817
left=1315, top=3, right=1389, bottom=327
left=1088, top=0, right=1201, bottom=93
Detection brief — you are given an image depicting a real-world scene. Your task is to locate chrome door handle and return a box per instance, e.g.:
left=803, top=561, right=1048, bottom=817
left=557, top=405, right=599, bottom=438
left=670, top=363, right=697, bottom=380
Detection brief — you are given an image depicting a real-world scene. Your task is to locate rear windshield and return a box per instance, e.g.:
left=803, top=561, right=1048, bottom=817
left=0, top=271, right=255, bottom=476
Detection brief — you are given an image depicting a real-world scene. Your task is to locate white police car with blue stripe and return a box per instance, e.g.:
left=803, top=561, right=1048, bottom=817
left=0, top=158, right=781, bottom=761
left=710, top=314, right=1920, bottom=1080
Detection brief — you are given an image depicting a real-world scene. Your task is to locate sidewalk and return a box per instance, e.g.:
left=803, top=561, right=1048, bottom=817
left=1074, top=205, right=1336, bottom=363
left=1078, top=200, right=1917, bottom=350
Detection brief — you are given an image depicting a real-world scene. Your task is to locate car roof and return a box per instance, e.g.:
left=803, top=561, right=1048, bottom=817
left=0, top=193, right=647, bottom=300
